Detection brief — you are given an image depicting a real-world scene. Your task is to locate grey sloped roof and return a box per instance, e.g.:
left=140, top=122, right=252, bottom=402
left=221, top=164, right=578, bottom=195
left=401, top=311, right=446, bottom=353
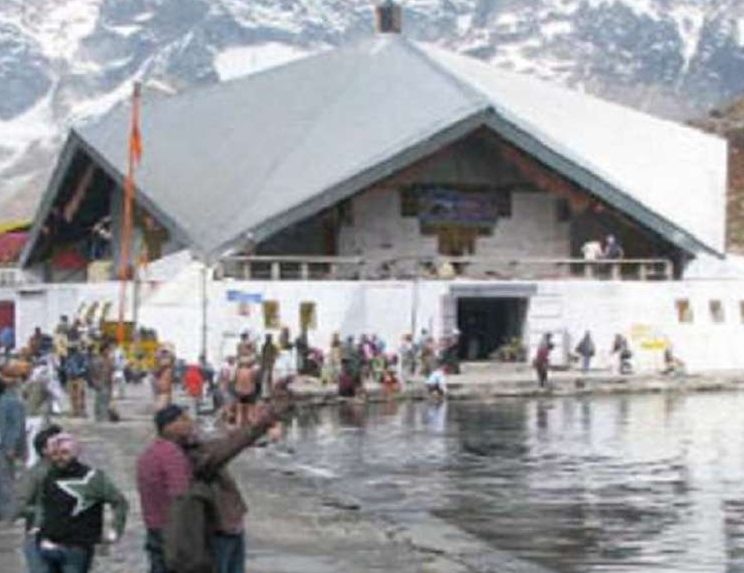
left=54, top=34, right=726, bottom=262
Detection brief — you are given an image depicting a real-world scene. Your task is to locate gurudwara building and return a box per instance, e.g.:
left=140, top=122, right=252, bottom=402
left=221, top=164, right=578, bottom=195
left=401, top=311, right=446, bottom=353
left=4, top=3, right=740, bottom=371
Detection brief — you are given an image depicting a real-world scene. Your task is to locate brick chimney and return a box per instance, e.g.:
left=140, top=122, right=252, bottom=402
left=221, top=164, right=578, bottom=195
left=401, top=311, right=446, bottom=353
left=375, top=1, right=402, bottom=34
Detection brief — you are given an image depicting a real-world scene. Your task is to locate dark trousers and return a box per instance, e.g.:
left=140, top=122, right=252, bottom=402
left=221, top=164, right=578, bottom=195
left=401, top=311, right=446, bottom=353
left=145, top=529, right=169, bottom=573
left=535, top=364, right=548, bottom=388
left=213, top=532, right=245, bottom=573
left=39, top=544, right=93, bottom=573
left=147, top=529, right=245, bottom=573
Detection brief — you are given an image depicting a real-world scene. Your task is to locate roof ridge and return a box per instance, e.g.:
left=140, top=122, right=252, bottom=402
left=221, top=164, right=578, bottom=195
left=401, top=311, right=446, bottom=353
left=404, top=39, right=491, bottom=109
left=205, top=39, right=384, bottom=250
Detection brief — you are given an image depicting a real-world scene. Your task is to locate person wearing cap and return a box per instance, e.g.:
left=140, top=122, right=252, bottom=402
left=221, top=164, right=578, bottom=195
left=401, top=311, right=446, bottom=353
left=38, top=433, right=128, bottom=572
left=0, top=371, right=26, bottom=520
left=15, top=424, right=63, bottom=573
left=137, top=397, right=287, bottom=573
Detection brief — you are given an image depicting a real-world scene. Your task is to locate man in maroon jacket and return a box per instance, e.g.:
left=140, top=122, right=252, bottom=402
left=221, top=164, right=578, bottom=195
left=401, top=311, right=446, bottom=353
left=137, top=400, right=285, bottom=573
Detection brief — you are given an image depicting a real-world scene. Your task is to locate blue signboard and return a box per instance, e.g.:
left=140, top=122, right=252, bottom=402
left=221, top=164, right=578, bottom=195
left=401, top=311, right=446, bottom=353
left=226, top=290, right=263, bottom=304
left=418, top=187, right=497, bottom=228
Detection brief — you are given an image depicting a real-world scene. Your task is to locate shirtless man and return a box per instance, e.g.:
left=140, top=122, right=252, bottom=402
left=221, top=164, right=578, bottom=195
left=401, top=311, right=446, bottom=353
left=233, top=356, right=259, bottom=427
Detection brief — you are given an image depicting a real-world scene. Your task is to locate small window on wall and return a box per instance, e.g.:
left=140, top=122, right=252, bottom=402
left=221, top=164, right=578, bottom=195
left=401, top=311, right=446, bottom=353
left=556, top=199, right=571, bottom=222
left=494, top=190, right=512, bottom=218
left=337, top=200, right=353, bottom=227
left=299, top=302, right=317, bottom=331
left=710, top=300, right=725, bottom=324
left=262, top=300, right=280, bottom=329
left=400, top=188, right=419, bottom=217
left=676, top=299, right=693, bottom=324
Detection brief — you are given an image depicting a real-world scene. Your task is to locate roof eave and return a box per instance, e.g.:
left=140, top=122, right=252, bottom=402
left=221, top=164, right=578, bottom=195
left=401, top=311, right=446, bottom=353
left=72, top=131, right=195, bottom=254
left=19, top=135, right=80, bottom=267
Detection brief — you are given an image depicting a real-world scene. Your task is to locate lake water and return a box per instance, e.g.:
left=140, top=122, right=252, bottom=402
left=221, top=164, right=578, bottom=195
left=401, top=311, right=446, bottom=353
left=283, top=392, right=744, bottom=573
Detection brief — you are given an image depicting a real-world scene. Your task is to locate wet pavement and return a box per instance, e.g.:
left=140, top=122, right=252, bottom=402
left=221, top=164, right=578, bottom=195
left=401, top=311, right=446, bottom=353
left=4, top=384, right=744, bottom=572
left=0, top=384, right=513, bottom=573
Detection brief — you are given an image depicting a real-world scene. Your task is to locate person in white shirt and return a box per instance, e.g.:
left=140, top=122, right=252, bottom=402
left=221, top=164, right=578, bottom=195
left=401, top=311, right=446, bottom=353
left=425, top=366, right=447, bottom=399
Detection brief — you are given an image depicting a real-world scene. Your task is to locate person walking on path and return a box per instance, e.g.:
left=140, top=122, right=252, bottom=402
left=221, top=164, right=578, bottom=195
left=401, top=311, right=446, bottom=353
left=23, top=358, right=54, bottom=467
left=533, top=333, right=554, bottom=389
left=184, top=362, right=205, bottom=417
left=90, top=341, right=115, bottom=422
left=14, top=424, right=63, bottom=573
left=64, top=343, right=89, bottom=418
left=259, top=334, right=278, bottom=398
left=0, top=373, right=27, bottom=519
left=575, top=331, right=596, bottom=374
left=38, top=433, right=128, bottom=573
left=136, top=398, right=287, bottom=573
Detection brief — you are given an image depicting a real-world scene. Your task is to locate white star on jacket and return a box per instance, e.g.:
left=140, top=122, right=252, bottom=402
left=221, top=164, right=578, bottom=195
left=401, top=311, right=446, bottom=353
left=56, top=470, right=98, bottom=516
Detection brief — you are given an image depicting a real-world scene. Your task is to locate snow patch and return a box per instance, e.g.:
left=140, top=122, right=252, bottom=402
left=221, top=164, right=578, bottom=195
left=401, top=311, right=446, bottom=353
left=23, top=0, right=101, bottom=61
left=108, top=24, right=141, bottom=38
left=584, top=0, right=658, bottom=19
left=541, top=19, right=573, bottom=40
left=214, top=43, right=309, bottom=81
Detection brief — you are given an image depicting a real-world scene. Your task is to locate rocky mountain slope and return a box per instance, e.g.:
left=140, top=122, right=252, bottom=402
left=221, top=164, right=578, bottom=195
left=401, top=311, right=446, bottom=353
left=2, top=0, right=744, bottom=219
left=694, top=97, right=744, bottom=251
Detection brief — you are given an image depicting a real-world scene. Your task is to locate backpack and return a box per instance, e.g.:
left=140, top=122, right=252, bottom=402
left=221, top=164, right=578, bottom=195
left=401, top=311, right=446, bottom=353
left=163, top=480, right=217, bottom=573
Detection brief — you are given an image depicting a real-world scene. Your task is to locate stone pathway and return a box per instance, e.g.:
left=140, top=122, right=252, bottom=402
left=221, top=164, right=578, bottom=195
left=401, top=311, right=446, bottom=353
left=0, top=383, right=508, bottom=573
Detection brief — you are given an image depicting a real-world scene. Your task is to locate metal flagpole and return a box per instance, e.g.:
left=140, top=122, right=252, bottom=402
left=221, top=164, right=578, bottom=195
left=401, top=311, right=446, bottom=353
left=200, top=262, right=208, bottom=360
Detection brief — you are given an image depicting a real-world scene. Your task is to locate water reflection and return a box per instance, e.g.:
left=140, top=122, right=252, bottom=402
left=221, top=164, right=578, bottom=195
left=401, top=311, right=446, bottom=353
left=283, top=392, right=744, bottom=572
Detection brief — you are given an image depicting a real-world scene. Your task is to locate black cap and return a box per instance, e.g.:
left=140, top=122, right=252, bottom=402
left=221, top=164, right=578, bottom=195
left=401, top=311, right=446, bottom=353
left=154, top=404, right=186, bottom=432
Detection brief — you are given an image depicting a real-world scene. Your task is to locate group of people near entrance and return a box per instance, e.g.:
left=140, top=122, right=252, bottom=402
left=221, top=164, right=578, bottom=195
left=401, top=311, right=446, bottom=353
left=533, top=330, right=686, bottom=387
left=318, top=330, right=459, bottom=400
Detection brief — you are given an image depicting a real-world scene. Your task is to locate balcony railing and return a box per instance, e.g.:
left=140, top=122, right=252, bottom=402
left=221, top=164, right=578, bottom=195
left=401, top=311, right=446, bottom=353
left=217, top=256, right=673, bottom=282
left=0, top=266, right=29, bottom=287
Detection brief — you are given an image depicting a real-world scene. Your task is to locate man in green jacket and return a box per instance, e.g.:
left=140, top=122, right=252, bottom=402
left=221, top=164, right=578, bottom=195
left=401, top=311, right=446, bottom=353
left=15, top=424, right=62, bottom=573
left=38, top=433, right=128, bottom=573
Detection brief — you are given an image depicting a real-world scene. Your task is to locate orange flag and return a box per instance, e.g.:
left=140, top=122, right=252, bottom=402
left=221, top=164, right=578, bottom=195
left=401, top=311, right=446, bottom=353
left=129, top=83, right=143, bottom=166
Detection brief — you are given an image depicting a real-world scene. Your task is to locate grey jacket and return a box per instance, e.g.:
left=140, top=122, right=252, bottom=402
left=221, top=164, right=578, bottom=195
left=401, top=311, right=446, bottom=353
left=0, top=388, right=26, bottom=458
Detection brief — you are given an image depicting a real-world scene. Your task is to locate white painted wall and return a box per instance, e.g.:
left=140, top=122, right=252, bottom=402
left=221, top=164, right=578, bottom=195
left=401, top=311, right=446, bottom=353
left=7, top=272, right=744, bottom=374
left=337, top=188, right=570, bottom=273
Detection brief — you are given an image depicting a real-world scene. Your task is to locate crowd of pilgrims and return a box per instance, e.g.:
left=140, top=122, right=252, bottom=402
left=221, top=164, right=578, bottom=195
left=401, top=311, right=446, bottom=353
left=0, top=315, right=461, bottom=445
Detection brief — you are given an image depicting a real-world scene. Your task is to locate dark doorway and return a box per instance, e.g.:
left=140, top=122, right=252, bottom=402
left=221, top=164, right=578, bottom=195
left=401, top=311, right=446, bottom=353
left=457, top=297, right=527, bottom=360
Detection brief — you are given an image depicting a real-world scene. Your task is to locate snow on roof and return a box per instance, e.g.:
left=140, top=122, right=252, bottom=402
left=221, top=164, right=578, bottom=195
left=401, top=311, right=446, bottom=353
left=32, top=34, right=727, bottom=262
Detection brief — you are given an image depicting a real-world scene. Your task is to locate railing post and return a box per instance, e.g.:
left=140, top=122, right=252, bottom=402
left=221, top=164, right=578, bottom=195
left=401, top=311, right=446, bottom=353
left=639, top=263, right=648, bottom=281
left=583, top=262, right=592, bottom=279
left=243, top=261, right=252, bottom=280
left=665, top=260, right=673, bottom=280
left=300, top=262, right=309, bottom=281
left=611, top=263, right=621, bottom=280
left=271, top=262, right=280, bottom=281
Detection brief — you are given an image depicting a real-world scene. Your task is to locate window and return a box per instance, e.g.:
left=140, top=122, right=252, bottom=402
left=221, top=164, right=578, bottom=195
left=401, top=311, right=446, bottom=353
left=556, top=198, right=571, bottom=222
left=676, top=299, right=693, bottom=324
left=262, top=300, right=280, bottom=329
left=399, top=188, right=419, bottom=217
left=299, top=302, right=317, bottom=331
left=494, top=190, right=512, bottom=218
left=710, top=300, right=725, bottom=323
left=337, top=200, right=353, bottom=226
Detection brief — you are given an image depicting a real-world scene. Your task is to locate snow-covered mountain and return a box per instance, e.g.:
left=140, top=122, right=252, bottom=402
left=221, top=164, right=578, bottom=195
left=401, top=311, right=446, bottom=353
left=3, top=0, right=744, bottom=218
